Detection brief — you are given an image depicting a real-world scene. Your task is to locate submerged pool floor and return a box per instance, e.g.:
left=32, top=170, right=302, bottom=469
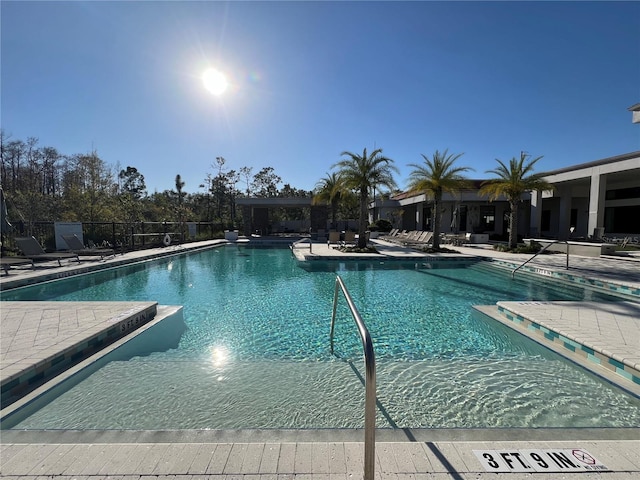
left=8, top=355, right=640, bottom=430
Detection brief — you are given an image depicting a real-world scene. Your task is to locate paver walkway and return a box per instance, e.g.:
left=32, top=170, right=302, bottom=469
left=1, top=302, right=158, bottom=384
left=1, top=436, right=639, bottom=479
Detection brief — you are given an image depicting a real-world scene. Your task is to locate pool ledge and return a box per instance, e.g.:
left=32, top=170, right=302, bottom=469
left=0, top=301, right=159, bottom=408
left=475, top=302, right=640, bottom=397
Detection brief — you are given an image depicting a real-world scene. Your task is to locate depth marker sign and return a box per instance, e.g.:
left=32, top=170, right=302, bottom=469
left=473, top=449, right=608, bottom=473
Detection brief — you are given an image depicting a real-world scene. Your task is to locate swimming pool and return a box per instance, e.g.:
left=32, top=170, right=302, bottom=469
left=3, top=245, right=640, bottom=429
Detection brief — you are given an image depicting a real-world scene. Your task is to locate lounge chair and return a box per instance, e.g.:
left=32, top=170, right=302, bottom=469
left=342, top=231, right=356, bottom=246
left=405, top=231, right=422, bottom=242
left=1, top=256, right=34, bottom=275
left=15, top=236, right=80, bottom=266
left=403, top=231, right=428, bottom=245
left=380, top=228, right=399, bottom=239
left=327, top=231, right=341, bottom=249
left=404, top=231, right=434, bottom=248
left=62, top=234, right=115, bottom=260
left=387, top=230, right=415, bottom=244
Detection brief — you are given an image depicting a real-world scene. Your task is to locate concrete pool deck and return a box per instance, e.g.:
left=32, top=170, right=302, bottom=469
left=1, top=238, right=639, bottom=479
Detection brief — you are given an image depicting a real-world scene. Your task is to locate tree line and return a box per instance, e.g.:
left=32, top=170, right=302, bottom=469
left=2, top=130, right=551, bottom=250
left=0, top=131, right=316, bottom=234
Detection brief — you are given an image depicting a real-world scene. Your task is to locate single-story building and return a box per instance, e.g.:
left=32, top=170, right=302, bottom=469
left=370, top=151, right=640, bottom=242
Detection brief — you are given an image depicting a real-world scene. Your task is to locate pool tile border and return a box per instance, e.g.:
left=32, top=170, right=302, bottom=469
left=0, top=302, right=158, bottom=407
left=0, top=242, right=225, bottom=291
left=496, top=303, right=640, bottom=387
left=296, top=251, right=477, bottom=262
left=486, top=258, right=640, bottom=300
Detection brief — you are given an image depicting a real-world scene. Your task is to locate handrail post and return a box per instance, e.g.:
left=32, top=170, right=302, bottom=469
left=330, top=280, right=339, bottom=353
left=513, top=231, right=574, bottom=277
left=330, top=275, right=376, bottom=480
left=290, top=238, right=313, bottom=255
left=565, top=227, right=574, bottom=270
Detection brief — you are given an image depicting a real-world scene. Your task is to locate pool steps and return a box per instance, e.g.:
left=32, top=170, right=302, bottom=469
left=474, top=302, right=640, bottom=397
left=0, top=301, right=158, bottom=408
left=482, top=258, right=640, bottom=300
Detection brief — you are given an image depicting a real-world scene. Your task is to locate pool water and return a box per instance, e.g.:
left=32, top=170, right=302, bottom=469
left=3, top=245, right=640, bottom=429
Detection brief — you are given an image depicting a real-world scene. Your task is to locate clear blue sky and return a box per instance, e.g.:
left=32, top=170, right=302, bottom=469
left=2, top=1, right=639, bottom=195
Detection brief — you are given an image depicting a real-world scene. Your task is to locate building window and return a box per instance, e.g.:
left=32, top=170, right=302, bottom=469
left=459, top=205, right=468, bottom=231
left=605, top=206, right=640, bottom=234
left=605, top=187, right=640, bottom=201
left=541, top=210, right=551, bottom=231
left=480, top=206, right=495, bottom=231
left=422, top=206, right=432, bottom=230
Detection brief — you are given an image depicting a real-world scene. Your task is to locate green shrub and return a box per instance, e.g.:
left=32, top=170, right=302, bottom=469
left=372, top=218, right=393, bottom=232
left=493, top=242, right=542, bottom=254
left=421, top=246, right=459, bottom=253
left=339, top=245, right=379, bottom=254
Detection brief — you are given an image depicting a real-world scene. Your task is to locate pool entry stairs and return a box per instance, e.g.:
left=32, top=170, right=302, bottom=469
left=474, top=301, right=640, bottom=397
left=0, top=301, right=159, bottom=408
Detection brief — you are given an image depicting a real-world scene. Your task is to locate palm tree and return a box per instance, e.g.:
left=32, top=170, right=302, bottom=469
left=312, top=172, right=347, bottom=230
left=406, top=149, right=473, bottom=250
left=175, top=174, right=186, bottom=239
left=333, top=148, right=398, bottom=249
left=479, top=152, right=553, bottom=249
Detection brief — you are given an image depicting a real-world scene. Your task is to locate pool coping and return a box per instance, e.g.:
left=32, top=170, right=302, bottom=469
left=497, top=302, right=640, bottom=383
left=1, top=305, right=183, bottom=423
left=0, top=301, right=159, bottom=408
left=2, top=425, right=639, bottom=444
left=474, top=304, right=640, bottom=398
left=485, top=257, right=640, bottom=301
left=0, top=240, right=228, bottom=291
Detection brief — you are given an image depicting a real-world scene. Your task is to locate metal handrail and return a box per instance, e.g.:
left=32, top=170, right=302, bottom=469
left=512, top=239, right=571, bottom=278
left=330, top=275, right=376, bottom=480
left=290, top=237, right=312, bottom=254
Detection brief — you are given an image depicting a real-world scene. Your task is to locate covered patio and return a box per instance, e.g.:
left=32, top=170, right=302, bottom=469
left=235, top=197, right=328, bottom=236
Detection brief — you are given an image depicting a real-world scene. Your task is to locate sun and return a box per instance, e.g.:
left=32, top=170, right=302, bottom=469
left=202, top=68, right=228, bottom=96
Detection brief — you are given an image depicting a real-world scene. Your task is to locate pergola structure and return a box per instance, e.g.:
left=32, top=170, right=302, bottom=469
left=235, top=197, right=328, bottom=236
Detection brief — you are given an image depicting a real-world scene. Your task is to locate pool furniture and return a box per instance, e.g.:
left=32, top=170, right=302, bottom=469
left=342, top=230, right=356, bottom=246
left=224, top=230, right=239, bottom=241
left=15, top=236, right=80, bottom=266
left=468, top=233, right=489, bottom=243
left=327, top=231, right=341, bottom=248
left=442, top=233, right=471, bottom=246
left=403, top=231, right=433, bottom=248
left=380, top=228, right=399, bottom=239
left=387, top=230, right=416, bottom=244
left=0, top=256, right=34, bottom=275
left=62, top=234, right=115, bottom=260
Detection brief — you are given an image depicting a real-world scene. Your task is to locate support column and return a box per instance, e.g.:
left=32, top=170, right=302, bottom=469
left=588, top=172, right=606, bottom=238
left=253, top=207, right=270, bottom=235
left=415, top=205, right=422, bottom=231
left=241, top=205, right=252, bottom=236
left=557, top=187, right=572, bottom=240
left=310, top=205, right=328, bottom=232
left=529, top=191, right=543, bottom=238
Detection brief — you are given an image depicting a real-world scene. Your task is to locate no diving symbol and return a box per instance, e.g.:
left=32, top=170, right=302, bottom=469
left=572, top=449, right=596, bottom=465
left=474, top=449, right=608, bottom=473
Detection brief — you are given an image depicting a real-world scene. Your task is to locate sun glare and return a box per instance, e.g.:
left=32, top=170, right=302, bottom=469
left=202, top=68, right=228, bottom=96
left=210, top=345, right=230, bottom=367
